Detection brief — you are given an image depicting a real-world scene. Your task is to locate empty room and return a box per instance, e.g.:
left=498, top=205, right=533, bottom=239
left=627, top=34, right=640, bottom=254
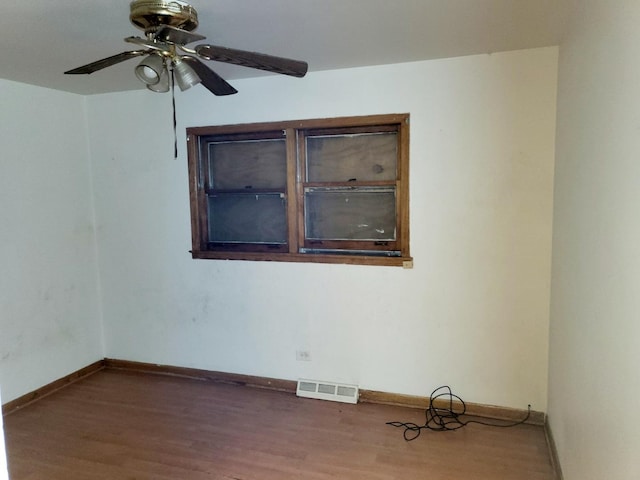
left=1, top=1, right=639, bottom=479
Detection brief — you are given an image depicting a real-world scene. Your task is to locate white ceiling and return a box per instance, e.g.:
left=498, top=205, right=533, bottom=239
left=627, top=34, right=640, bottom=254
left=0, top=0, right=569, bottom=95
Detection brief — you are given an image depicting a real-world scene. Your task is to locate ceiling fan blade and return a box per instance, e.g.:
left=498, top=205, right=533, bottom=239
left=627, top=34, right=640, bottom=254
left=154, top=25, right=206, bottom=45
left=179, top=56, right=238, bottom=96
left=195, top=44, right=308, bottom=78
left=64, top=50, right=149, bottom=74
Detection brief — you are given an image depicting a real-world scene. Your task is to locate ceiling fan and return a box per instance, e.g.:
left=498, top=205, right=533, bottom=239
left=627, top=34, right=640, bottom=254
left=65, top=0, right=308, bottom=95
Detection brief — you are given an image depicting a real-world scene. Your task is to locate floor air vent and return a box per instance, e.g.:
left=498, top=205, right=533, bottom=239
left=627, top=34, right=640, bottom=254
left=296, top=379, right=359, bottom=404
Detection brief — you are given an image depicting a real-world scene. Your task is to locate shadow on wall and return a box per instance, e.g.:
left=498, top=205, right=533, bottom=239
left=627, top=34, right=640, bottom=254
left=0, top=388, right=9, bottom=480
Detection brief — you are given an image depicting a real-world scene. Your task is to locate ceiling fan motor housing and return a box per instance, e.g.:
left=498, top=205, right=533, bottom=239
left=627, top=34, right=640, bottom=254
left=129, top=0, right=199, bottom=34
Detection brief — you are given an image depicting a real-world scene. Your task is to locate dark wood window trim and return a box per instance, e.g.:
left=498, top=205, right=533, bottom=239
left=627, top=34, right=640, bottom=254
left=187, top=113, right=412, bottom=267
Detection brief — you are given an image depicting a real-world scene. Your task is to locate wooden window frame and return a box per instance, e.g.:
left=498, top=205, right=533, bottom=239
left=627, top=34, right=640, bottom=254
left=187, top=113, right=411, bottom=267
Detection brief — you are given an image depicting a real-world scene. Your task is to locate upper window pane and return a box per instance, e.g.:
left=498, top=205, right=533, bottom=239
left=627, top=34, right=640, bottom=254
left=208, top=139, right=287, bottom=190
left=306, top=132, right=397, bottom=182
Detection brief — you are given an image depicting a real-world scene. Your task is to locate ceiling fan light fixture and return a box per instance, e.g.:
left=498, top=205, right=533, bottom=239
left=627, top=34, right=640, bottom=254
left=173, top=56, right=201, bottom=91
left=146, top=65, right=170, bottom=92
left=135, top=54, right=165, bottom=85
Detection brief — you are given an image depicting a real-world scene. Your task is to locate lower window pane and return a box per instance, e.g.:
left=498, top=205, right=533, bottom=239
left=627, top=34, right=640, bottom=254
left=305, top=188, right=396, bottom=241
left=208, top=193, right=287, bottom=244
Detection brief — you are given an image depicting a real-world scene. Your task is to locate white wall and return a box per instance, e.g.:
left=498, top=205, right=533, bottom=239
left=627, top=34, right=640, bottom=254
left=87, top=47, right=557, bottom=410
left=548, top=1, right=640, bottom=479
left=0, top=80, right=104, bottom=403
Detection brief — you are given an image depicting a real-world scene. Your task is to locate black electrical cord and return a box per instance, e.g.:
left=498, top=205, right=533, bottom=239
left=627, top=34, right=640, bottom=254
left=171, top=67, right=178, bottom=159
left=386, top=385, right=532, bottom=441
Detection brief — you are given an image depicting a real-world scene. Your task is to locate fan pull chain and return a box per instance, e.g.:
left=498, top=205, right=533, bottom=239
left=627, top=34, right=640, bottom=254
left=171, top=67, right=178, bottom=159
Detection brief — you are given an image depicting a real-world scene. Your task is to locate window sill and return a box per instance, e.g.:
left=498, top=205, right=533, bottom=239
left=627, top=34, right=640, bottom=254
left=190, top=250, right=413, bottom=267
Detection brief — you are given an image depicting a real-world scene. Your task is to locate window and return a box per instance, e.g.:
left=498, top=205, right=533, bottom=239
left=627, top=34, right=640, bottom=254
left=187, top=113, right=411, bottom=266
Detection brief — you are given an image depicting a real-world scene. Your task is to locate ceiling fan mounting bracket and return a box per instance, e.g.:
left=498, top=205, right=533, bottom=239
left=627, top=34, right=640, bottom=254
left=129, top=0, right=199, bottom=34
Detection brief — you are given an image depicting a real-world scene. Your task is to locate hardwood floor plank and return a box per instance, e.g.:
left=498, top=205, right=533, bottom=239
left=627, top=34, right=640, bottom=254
left=3, top=370, right=555, bottom=479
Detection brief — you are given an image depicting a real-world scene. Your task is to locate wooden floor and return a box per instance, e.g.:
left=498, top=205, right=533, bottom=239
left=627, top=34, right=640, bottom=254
left=3, top=369, right=555, bottom=480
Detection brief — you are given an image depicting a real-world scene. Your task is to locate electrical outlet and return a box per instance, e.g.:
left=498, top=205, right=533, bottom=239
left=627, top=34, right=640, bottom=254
left=296, top=350, right=311, bottom=361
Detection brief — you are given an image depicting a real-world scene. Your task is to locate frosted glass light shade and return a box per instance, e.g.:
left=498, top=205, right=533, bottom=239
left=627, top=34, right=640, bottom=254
left=135, top=54, right=165, bottom=85
left=173, top=57, right=200, bottom=91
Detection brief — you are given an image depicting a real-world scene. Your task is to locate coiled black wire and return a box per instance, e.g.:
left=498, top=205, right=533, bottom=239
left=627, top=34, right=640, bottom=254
left=386, top=385, right=531, bottom=441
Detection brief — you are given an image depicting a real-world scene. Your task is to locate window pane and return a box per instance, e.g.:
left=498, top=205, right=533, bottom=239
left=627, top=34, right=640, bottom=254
left=305, top=187, right=396, bottom=241
left=208, top=193, right=287, bottom=244
left=208, top=139, right=286, bottom=189
left=306, top=132, right=397, bottom=182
